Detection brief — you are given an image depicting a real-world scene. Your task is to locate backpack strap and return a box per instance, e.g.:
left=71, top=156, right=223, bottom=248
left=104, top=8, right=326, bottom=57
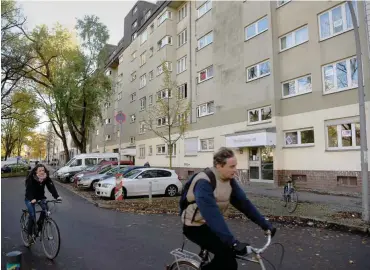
left=190, top=168, right=217, bottom=223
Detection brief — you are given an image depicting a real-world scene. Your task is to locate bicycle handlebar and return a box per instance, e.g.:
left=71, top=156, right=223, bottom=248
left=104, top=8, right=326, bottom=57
left=237, top=231, right=272, bottom=259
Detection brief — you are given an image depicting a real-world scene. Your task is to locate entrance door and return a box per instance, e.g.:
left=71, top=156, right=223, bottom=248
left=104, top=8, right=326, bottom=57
left=249, top=147, right=260, bottom=181
left=249, top=147, right=274, bottom=183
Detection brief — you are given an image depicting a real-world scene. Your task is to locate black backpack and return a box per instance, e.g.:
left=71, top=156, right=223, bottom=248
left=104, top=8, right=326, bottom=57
left=179, top=167, right=216, bottom=221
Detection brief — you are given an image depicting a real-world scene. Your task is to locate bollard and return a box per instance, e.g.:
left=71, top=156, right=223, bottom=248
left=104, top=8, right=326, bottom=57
left=6, top=251, right=22, bottom=270
left=115, top=173, right=123, bottom=201
left=149, top=181, right=152, bottom=205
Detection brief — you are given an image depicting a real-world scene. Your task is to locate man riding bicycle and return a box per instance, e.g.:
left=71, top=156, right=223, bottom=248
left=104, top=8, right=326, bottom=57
left=181, top=147, right=276, bottom=270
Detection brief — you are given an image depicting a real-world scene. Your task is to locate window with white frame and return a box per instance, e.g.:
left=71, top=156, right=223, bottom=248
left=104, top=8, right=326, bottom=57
left=130, top=136, right=136, bottom=144
left=149, top=47, right=154, bottom=57
left=96, top=129, right=99, bottom=135
left=149, top=145, right=153, bottom=156
left=198, top=31, right=213, bottom=50
left=178, top=4, right=187, bottom=22
left=200, top=138, right=214, bottom=151
left=133, top=6, right=137, bottom=14
left=130, top=114, right=136, bottom=123
left=141, top=29, right=148, bottom=44
left=140, top=97, right=146, bottom=111
left=149, top=95, right=153, bottom=105
left=245, top=16, right=268, bottom=40
left=167, top=143, right=177, bottom=156
left=197, top=101, right=214, bottom=117
left=178, top=83, right=187, bottom=99
left=139, top=122, right=145, bottom=134
left=280, top=25, right=308, bottom=51
left=132, top=20, right=137, bottom=30
left=282, top=75, right=312, bottom=98
left=157, top=116, right=168, bottom=127
left=319, top=1, right=358, bottom=41
left=130, top=92, right=136, bottom=102
left=198, top=65, right=213, bottom=83
left=139, top=145, right=145, bottom=158
left=140, top=52, right=146, bottom=66
left=156, top=144, right=166, bottom=155
left=158, top=36, right=172, bottom=49
left=105, top=118, right=111, bottom=124
left=158, top=10, right=172, bottom=26
left=246, top=60, right=270, bottom=82
left=184, top=137, right=198, bottom=156
left=131, top=51, right=136, bottom=61
left=248, top=106, right=272, bottom=124
left=176, top=112, right=188, bottom=126
left=277, top=0, right=291, bottom=7
left=326, top=118, right=360, bottom=150
left=157, top=62, right=172, bottom=75
left=177, top=56, right=187, bottom=74
left=284, top=128, right=314, bottom=147
left=132, top=32, right=137, bottom=41
left=157, top=89, right=172, bottom=100
left=140, top=74, right=147, bottom=88
left=178, top=29, right=187, bottom=47
left=145, top=10, right=151, bottom=21
left=322, top=56, right=358, bottom=94
left=118, top=91, right=122, bottom=100
left=131, top=71, right=136, bottom=81
left=105, top=134, right=111, bottom=141
left=149, top=70, right=154, bottom=81
left=198, top=1, right=212, bottom=18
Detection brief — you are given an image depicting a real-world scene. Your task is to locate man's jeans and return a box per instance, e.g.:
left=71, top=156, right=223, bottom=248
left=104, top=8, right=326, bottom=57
left=25, top=199, right=48, bottom=235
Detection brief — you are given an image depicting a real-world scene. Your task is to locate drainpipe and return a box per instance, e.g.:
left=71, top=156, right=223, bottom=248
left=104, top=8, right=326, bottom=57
left=189, top=0, right=194, bottom=123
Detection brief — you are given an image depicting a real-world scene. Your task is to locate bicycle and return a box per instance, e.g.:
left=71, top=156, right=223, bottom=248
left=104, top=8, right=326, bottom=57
left=167, top=231, right=281, bottom=270
left=282, top=176, right=298, bottom=213
left=20, top=199, right=62, bottom=260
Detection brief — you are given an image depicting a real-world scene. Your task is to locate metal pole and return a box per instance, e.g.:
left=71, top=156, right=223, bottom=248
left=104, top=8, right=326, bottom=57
left=149, top=181, right=152, bottom=204
left=348, top=1, right=369, bottom=222
left=118, top=122, right=122, bottom=169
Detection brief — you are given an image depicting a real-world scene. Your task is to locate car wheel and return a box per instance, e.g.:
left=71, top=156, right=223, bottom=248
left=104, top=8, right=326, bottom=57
left=110, top=189, right=115, bottom=200
left=122, top=187, right=127, bottom=199
left=91, top=180, right=99, bottom=190
left=165, top=185, right=178, bottom=197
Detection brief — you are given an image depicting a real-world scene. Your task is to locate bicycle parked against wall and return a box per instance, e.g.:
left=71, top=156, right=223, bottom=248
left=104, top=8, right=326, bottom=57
left=282, top=176, right=299, bottom=213
left=20, top=199, right=62, bottom=259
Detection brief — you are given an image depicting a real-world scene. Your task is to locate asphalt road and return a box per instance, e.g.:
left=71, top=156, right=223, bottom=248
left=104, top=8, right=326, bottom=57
left=2, top=177, right=370, bottom=270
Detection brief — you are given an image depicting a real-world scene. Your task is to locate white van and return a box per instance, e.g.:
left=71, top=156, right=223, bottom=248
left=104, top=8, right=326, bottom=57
left=56, top=153, right=119, bottom=179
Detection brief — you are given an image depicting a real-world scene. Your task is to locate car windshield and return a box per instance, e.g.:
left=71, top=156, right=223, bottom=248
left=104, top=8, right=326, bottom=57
left=99, top=166, right=112, bottom=174
left=106, top=166, right=126, bottom=175
left=124, top=169, right=142, bottom=179
left=65, top=158, right=75, bottom=166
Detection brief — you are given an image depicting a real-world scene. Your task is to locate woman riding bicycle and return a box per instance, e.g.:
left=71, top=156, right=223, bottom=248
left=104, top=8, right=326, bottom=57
left=24, top=164, right=62, bottom=242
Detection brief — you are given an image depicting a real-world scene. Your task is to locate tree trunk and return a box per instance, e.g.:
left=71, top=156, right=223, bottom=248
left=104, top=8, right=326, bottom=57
left=168, top=143, right=173, bottom=169
left=62, top=136, right=70, bottom=163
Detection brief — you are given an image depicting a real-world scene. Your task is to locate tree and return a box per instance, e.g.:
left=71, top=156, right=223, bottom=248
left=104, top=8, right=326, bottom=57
left=142, top=62, right=191, bottom=168
left=26, top=132, right=47, bottom=160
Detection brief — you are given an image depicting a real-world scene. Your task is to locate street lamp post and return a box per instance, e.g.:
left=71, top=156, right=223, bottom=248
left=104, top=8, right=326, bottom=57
left=347, top=0, right=369, bottom=222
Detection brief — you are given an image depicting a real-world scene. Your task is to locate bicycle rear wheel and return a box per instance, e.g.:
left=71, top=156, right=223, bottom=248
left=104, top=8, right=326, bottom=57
left=169, top=260, right=200, bottom=270
left=20, top=212, right=30, bottom=247
left=41, top=218, right=61, bottom=260
left=287, top=190, right=298, bottom=213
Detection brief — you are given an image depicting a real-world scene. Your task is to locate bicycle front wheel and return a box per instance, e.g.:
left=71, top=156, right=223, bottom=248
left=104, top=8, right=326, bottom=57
left=41, top=218, right=61, bottom=260
left=20, top=212, right=30, bottom=247
left=169, top=260, right=200, bottom=270
left=287, top=190, right=298, bottom=213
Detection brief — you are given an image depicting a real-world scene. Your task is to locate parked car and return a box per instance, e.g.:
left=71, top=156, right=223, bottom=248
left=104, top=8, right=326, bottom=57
left=1, top=162, right=31, bottom=173
left=73, top=164, right=114, bottom=184
left=95, top=167, right=182, bottom=200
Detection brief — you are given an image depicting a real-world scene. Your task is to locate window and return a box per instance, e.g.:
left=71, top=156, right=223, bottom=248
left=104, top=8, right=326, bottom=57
left=139, top=122, right=145, bottom=134
left=132, top=20, right=138, bottom=30
left=282, top=75, right=312, bottom=98
left=178, top=29, right=187, bottom=48
left=132, top=32, right=137, bottom=41
left=326, top=119, right=360, bottom=150
left=177, top=112, right=188, bottom=125
left=149, top=70, right=154, bottom=81
left=277, top=0, right=291, bottom=7
left=140, top=97, right=146, bottom=111
left=141, top=29, right=148, bottom=44
left=157, top=62, right=172, bottom=75
left=280, top=25, right=308, bottom=51
left=96, top=129, right=99, bottom=135
left=130, top=136, right=135, bottom=144
left=246, top=60, right=270, bottom=82
left=150, top=23, right=154, bottom=33
left=140, top=74, right=147, bottom=88
left=130, top=92, right=136, bottom=102
left=139, top=145, right=145, bottom=158
left=198, top=32, right=213, bottom=50
left=118, top=91, right=122, bottom=100
left=284, top=128, right=315, bottom=147
left=322, top=56, right=358, bottom=94
left=178, top=4, right=187, bottom=21
left=85, top=158, right=97, bottom=166
left=167, top=143, right=177, bottom=156
left=200, top=138, right=214, bottom=151
left=105, top=135, right=111, bottom=141
left=197, top=101, right=214, bottom=117
left=149, top=146, right=153, bottom=156
left=177, top=56, right=187, bottom=74
left=133, top=6, right=138, bottom=14
left=319, top=2, right=358, bottom=40
left=245, top=16, right=268, bottom=40
left=156, top=144, right=166, bottom=155
left=198, top=1, right=212, bottom=18
left=158, top=10, right=172, bottom=26
left=178, top=83, right=187, bottom=99
left=149, top=95, right=153, bottom=105
left=71, top=159, right=82, bottom=167
left=158, top=36, right=173, bottom=49
left=157, top=89, right=172, bottom=100
left=248, top=106, right=272, bottom=124
left=131, top=71, right=136, bottom=81
left=131, top=51, right=136, bottom=61
left=144, top=10, right=151, bottom=20
left=105, top=118, right=111, bottom=124
left=105, top=102, right=111, bottom=108
left=130, top=114, right=136, bottom=123
left=149, top=47, right=154, bottom=57
left=140, top=52, right=146, bottom=66
left=185, top=137, right=198, bottom=156
left=198, top=66, right=213, bottom=83
left=157, top=116, right=168, bottom=127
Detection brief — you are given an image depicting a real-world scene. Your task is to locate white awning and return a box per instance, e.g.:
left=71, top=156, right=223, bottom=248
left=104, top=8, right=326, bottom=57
left=225, top=131, right=276, bottom=148
left=121, top=147, right=136, bottom=157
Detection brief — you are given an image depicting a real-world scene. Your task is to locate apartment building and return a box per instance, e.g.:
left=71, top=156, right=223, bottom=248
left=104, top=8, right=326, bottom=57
left=90, top=0, right=370, bottom=192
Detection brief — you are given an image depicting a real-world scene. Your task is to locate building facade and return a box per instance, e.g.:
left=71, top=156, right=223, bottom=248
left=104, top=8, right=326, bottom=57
left=89, top=0, right=370, bottom=192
